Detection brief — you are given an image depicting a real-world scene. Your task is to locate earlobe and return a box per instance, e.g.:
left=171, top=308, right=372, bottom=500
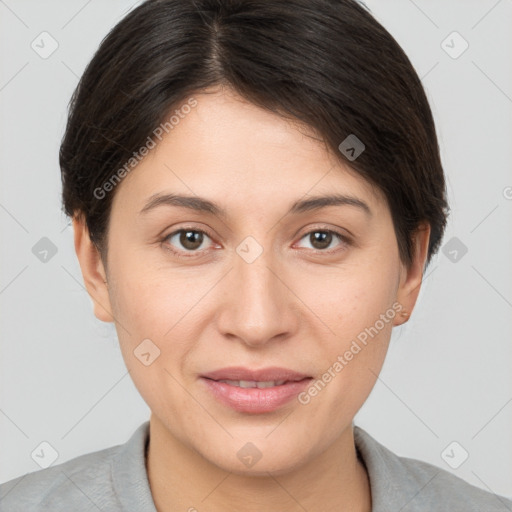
left=393, top=222, right=431, bottom=327
left=72, top=215, right=114, bottom=323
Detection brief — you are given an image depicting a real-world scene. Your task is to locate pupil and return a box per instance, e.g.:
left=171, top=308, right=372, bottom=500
left=181, top=230, right=202, bottom=250
left=312, top=231, right=331, bottom=249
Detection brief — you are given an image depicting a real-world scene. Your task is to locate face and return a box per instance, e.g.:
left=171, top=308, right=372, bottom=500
left=76, top=87, right=428, bottom=476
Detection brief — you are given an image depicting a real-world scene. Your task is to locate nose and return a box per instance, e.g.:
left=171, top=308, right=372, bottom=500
left=215, top=243, right=298, bottom=348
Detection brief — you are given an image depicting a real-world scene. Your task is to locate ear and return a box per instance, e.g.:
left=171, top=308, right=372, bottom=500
left=72, top=215, right=114, bottom=323
left=393, top=222, right=431, bottom=326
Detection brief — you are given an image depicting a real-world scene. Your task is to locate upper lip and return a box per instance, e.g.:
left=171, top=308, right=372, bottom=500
left=201, top=366, right=312, bottom=382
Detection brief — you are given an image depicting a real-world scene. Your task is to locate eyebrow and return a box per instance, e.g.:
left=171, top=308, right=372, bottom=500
left=139, top=192, right=372, bottom=218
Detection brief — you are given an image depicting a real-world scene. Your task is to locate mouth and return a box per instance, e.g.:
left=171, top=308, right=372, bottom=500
left=212, top=378, right=308, bottom=388
left=201, top=366, right=312, bottom=383
left=200, top=367, right=313, bottom=413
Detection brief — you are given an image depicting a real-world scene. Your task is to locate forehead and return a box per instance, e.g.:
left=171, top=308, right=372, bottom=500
left=112, top=87, right=386, bottom=214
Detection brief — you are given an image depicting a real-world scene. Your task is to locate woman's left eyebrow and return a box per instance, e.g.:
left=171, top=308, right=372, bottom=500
left=139, top=192, right=372, bottom=218
left=289, top=194, right=372, bottom=217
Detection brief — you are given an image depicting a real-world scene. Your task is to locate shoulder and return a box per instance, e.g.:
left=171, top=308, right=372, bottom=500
left=0, top=421, right=153, bottom=512
left=354, top=425, right=512, bottom=511
left=0, top=442, right=121, bottom=512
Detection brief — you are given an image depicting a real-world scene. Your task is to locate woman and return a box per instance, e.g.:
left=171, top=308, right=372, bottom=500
left=1, top=0, right=510, bottom=510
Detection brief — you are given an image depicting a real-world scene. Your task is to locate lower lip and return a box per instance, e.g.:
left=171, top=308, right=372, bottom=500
left=201, top=377, right=312, bottom=413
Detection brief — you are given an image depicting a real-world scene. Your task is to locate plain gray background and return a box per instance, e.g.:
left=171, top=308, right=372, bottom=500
left=1, top=0, right=511, bottom=500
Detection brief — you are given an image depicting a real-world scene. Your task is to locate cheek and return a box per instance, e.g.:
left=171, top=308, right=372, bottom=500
left=305, top=249, right=400, bottom=401
left=337, top=281, right=397, bottom=343
left=106, top=262, right=196, bottom=418
left=323, top=257, right=399, bottom=341
left=104, top=254, right=187, bottom=379
left=107, top=248, right=180, bottom=334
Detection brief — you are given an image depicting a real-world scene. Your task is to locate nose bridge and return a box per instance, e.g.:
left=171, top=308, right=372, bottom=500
left=218, top=235, right=293, bottom=346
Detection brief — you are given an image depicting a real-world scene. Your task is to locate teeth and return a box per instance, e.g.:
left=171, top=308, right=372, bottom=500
left=256, top=381, right=278, bottom=388
left=217, top=379, right=287, bottom=388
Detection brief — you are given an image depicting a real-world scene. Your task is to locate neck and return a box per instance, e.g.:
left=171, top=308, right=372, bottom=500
left=146, top=414, right=371, bottom=512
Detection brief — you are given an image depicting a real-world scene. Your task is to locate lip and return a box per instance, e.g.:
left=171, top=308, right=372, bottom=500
left=200, top=366, right=313, bottom=414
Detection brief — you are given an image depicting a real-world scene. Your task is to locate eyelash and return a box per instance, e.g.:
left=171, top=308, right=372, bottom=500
left=161, top=226, right=352, bottom=260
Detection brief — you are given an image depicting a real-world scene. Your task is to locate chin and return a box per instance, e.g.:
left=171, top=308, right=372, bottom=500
left=199, top=438, right=312, bottom=477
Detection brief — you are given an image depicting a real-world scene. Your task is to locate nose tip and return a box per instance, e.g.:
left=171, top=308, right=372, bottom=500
left=216, top=247, right=297, bottom=348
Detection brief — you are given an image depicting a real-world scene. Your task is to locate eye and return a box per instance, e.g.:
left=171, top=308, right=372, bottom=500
left=162, top=226, right=351, bottom=259
left=163, top=228, right=215, bottom=257
left=295, top=228, right=351, bottom=253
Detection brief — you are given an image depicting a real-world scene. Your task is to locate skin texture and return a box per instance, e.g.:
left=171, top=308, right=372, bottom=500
left=73, top=86, right=430, bottom=512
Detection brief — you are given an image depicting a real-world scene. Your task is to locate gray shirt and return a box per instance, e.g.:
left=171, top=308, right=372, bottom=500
left=1, top=421, right=510, bottom=511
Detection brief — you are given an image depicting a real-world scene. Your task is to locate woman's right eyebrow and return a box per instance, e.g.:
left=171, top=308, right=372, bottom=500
left=139, top=193, right=224, bottom=217
left=139, top=192, right=372, bottom=219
